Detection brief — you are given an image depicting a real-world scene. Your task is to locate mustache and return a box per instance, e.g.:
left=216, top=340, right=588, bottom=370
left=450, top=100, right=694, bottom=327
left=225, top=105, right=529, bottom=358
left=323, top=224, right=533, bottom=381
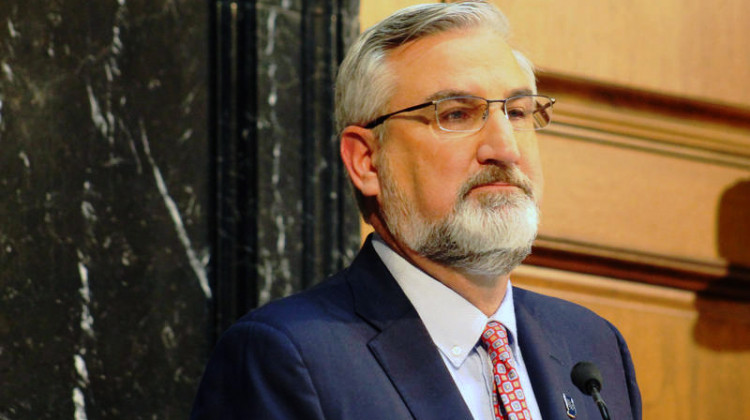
left=459, top=165, right=535, bottom=199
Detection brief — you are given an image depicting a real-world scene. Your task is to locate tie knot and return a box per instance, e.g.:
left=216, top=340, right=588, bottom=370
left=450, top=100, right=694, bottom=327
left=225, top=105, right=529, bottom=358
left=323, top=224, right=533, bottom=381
left=481, top=320, right=510, bottom=350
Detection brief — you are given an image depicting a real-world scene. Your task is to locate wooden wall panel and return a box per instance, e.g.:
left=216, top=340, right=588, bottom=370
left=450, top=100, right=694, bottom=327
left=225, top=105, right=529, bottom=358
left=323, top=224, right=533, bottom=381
left=493, top=0, right=750, bottom=109
left=362, top=0, right=750, bottom=108
left=537, top=83, right=750, bottom=268
left=528, top=75, right=750, bottom=299
left=539, top=134, right=747, bottom=261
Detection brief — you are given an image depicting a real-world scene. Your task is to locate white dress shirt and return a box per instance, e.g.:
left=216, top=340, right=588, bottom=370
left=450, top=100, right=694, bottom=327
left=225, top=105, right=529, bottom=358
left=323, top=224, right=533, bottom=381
left=372, top=236, right=543, bottom=420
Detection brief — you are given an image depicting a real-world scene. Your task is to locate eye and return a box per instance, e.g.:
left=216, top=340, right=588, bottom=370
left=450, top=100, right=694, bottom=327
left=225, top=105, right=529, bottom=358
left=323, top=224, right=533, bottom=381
left=437, top=103, right=485, bottom=131
left=440, top=106, right=475, bottom=122
left=505, top=95, right=537, bottom=122
left=505, top=106, right=530, bottom=120
left=436, top=97, right=485, bottom=128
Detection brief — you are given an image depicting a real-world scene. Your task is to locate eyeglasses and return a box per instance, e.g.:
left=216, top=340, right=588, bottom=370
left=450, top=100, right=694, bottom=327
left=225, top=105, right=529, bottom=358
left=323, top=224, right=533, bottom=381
left=363, top=94, right=555, bottom=136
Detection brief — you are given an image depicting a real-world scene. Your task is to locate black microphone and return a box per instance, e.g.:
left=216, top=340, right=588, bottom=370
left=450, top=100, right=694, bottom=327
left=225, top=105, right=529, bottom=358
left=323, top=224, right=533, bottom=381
left=571, top=361, right=611, bottom=420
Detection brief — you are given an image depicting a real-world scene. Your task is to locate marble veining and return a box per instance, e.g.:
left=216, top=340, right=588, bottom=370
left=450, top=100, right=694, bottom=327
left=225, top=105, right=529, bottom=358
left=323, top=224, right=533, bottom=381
left=72, top=388, right=87, bottom=420
left=248, top=1, right=361, bottom=307
left=74, top=251, right=93, bottom=420
left=1, top=62, right=13, bottom=83
left=1, top=0, right=360, bottom=416
left=86, top=84, right=109, bottom=140
left=264, top=9, right=277, bottom=56
left=256, top=4, right=297, bottom=305
left=17, top=150, right=29, bottom=168
left=7, top=18, right=21, bottom=38
left=1, top=0, right=210, bottom=416
left=76, top=253, right=95, bottom=338
left=139, top=122, right=211, bottom=299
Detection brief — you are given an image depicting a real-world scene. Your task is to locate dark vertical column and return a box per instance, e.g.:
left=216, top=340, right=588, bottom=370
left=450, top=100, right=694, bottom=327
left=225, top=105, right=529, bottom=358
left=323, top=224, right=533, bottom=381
left=208, top=0, right=361, bottom=339
left=300, top=0, right=362, bottom=289
left=210, top=0, right=259, bottom=343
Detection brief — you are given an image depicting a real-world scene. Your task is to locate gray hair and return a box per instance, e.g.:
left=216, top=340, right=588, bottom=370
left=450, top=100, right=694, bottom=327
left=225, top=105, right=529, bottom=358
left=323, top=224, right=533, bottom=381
left=334, top=1, right=536, bottom=136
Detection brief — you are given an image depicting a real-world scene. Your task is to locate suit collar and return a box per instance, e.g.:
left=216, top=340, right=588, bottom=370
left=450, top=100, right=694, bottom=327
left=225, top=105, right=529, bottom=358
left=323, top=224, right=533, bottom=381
left=348, top=236, right=414, bottom=330
left=348, top=236, right=473, bottom=420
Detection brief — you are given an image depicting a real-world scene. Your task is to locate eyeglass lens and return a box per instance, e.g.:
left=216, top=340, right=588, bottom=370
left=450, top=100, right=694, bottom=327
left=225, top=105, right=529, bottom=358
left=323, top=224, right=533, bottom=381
left=435, top=95, right=553, bottom=133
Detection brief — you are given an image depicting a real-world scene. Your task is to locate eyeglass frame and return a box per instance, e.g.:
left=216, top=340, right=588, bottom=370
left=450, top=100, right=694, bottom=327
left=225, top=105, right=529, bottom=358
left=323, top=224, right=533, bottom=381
left=362, top=94, right=556, bottom=133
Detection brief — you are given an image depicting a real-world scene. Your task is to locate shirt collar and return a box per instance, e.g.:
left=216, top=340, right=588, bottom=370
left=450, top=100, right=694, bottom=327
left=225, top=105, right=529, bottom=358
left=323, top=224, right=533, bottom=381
left=371, top=234, right=519, bottom=368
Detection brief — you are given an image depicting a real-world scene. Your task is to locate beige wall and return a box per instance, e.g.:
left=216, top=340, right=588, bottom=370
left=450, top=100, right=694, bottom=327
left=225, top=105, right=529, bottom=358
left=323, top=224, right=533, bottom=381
left=363, top=0, right=750, bottom=108
left=494, top=0, right=750, bottom=109
left=357, top=1, right=750, bottom=419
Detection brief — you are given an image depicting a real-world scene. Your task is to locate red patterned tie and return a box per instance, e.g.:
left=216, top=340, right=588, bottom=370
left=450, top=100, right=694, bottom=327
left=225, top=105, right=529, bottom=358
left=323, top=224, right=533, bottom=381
left=481, top=320, right=533, bottom=420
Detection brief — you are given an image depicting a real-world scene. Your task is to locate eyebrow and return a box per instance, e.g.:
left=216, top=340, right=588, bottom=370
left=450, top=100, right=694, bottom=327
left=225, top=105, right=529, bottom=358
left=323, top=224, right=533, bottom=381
left=424, top=89, right=473, bottom=102
left=423, top=87, right=536, bottom=103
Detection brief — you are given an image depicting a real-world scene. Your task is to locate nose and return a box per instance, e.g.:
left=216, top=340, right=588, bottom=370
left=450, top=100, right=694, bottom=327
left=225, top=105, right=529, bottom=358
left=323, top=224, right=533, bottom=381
left=475, top=106, right=521, bottom=165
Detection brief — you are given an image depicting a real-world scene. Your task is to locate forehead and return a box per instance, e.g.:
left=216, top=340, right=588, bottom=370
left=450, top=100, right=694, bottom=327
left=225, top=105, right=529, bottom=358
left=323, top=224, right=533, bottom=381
left=384, top=27, right=530, bottom=106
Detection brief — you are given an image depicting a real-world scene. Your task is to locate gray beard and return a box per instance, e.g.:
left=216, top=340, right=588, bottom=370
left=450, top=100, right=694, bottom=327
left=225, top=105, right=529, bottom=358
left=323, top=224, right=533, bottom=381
left=379, top=162, right=539, bottom=277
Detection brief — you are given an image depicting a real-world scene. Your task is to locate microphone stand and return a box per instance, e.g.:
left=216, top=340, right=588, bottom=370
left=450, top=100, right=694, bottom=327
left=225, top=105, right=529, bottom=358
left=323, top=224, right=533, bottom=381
left=587, top=382, right=611, bottom=420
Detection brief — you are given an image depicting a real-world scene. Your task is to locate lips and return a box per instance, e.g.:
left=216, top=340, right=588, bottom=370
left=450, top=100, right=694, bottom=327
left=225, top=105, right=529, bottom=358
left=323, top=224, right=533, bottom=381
left=470, top=182, right=521, bottom=193
left=460, top=166, right=534, bottom=199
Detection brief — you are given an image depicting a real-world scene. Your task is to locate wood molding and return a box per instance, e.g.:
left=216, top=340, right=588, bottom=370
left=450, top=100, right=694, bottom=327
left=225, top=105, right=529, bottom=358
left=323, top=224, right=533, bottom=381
left=538, top=72, right=750, bottom=132
left=512, top=264, right=698, bottom=314
left=530, top=72, right=750, bottom=300
left=526, top=236, right=750, bottom=301
left=539, top=73, right=750, bottom=167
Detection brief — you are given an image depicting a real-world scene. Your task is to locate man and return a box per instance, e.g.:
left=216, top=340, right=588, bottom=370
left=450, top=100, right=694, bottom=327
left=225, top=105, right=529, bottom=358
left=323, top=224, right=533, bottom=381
left=192, top=2, right=642, bottom=419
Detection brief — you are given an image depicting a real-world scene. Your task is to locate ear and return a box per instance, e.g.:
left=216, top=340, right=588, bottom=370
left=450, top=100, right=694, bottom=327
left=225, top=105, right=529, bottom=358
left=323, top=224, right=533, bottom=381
left=340, top=125, right=381, bottom=198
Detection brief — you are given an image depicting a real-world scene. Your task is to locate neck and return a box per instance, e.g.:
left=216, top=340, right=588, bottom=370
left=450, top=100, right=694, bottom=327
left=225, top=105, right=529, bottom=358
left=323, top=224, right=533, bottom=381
left=371, top=220, right=511, bottom=317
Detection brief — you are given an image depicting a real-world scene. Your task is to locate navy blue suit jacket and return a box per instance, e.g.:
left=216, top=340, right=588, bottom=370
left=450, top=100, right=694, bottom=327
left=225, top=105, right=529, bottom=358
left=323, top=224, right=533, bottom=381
left=192, top=238, right=642, bottom=419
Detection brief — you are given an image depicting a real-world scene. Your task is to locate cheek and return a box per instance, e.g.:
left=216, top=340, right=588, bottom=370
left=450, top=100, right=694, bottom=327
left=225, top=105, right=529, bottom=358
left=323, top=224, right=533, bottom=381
left=410, top=147, right=476, bottom=215
left=519, top=143, right=544, bottom=200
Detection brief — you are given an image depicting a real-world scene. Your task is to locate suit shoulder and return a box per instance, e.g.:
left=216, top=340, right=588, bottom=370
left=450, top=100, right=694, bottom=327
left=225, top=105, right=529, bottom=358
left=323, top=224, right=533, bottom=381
left=234, top=268, right=355, bottom=331
left=513, top=286, right=619, bottom=333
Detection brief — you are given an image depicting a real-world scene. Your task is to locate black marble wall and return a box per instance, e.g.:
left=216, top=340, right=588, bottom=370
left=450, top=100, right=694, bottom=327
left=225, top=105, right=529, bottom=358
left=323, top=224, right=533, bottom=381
left=0, top=0, right=360, bottom=418
left=209, top=0, right=361, bottom=336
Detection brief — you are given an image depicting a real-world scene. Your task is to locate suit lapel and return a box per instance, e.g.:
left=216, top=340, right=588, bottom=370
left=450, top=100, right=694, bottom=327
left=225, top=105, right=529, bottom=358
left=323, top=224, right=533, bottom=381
left=514, top=288, right=579, bottom=420
left=368, top=314, right=473, bottom=420
left=348, top=238, right=473, bottom=420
